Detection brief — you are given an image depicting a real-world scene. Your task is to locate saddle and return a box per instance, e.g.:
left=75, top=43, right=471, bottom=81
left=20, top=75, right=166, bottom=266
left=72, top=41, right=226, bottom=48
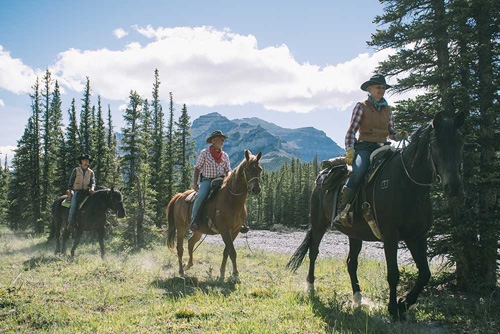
left=184, top=177, right=225, bottom=233
left=324, top=147, right=396, bottom=241
left=61, top=193, right=90, bottom=209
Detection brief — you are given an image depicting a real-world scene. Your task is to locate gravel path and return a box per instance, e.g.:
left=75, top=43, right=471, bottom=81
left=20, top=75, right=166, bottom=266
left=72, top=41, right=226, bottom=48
left=202, top=229, right=427, bottom=265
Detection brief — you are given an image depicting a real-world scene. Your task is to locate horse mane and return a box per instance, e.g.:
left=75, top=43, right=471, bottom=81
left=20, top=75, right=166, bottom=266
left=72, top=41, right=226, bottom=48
left=225, top=155, right=250, bottom=191
left=84, top=188, right=111, bottom=211
left=404, top=123, right=432, bottom=167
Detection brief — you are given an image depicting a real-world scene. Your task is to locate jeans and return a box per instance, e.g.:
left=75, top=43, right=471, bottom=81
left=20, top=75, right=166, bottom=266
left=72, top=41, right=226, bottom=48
left=345, top=141, right=384, bottom=190
left=68, top=190, right=81, bottom=223
left=191, top=178, right=212, bottom=222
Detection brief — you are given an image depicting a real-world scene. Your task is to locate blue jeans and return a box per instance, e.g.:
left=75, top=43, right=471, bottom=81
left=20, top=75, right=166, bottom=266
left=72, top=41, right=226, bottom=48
left=345, top=142, right=383, bottom=190
left=191, top=178, right=212, bottom=222
left=68, top=190, right=82, bottom=223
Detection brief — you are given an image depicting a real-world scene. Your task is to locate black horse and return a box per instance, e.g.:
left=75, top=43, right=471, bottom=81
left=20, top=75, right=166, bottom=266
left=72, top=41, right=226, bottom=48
left=287, top=112, right=464, bottom=320
left=52, top=188, right=126, bottom=258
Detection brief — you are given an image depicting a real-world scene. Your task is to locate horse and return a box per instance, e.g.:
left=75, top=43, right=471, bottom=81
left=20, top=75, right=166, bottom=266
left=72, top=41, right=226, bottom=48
left=287, top=112, right=465, bottom=320
left=52, top=187, right=126, bottom=258
left=166, top=149, right=263, bottom=280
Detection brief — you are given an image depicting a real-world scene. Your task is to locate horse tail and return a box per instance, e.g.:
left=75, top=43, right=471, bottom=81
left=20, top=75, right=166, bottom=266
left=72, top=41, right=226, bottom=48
left=166, top=194, right=182, bottom=249
left=286, top=226, right=312, bottom=272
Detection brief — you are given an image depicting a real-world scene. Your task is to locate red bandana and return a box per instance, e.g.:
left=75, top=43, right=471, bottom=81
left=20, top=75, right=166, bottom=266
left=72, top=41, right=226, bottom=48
left=209, top=145, right=223, bottom=163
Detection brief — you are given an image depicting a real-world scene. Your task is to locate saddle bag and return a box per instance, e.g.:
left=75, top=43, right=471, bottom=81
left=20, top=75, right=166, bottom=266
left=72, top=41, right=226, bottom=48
left=316, top=158, right=349, bottom=191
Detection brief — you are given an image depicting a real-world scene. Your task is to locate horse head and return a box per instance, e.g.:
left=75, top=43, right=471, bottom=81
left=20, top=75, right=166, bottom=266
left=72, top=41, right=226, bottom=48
left=109, top=187, right=126, bottom=218
left=430, top=112, right=465, bottom=197
left=243, top=149, right=263, bottom=195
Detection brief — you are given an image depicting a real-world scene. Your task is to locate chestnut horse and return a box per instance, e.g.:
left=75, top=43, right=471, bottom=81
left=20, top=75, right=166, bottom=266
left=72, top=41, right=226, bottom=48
left=166, top=149, right=263, bottom=280
left=287, top=112, right=464, bottom=320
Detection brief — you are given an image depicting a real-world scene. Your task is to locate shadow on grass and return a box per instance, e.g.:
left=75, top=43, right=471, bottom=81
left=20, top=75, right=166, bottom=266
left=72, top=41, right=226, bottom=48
left=151, top=275, right=238, bottom=299
left=22, top=254, right=64, bottom=270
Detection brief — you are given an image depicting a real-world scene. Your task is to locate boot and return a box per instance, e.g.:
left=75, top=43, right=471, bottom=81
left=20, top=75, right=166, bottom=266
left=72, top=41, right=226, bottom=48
left=334, top=186, right=357, bottom=226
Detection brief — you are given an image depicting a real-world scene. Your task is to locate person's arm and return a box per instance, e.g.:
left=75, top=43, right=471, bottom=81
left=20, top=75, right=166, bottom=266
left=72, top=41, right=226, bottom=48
left=66, top=168, right=77, bottom=200
left=345, top=102, right=363, bottom=150
left=193, top=167, right=201, bottom=191
left=223, top=153, right=231, bottom=176
left=89, top=171, right=96, bottom=195
left=387, top=109, right=398, bottom=141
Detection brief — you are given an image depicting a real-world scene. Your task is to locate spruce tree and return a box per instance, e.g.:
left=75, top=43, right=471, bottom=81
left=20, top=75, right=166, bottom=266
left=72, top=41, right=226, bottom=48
left=174, top=104, right=195, bottom=193
left=80, top=77, right=92, bottom=154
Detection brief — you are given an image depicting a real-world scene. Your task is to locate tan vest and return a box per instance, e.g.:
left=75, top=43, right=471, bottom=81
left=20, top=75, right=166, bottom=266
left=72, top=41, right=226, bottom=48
left=73, top=167, right=93, bottom=190
left=358, top=100, right=391, bottom=143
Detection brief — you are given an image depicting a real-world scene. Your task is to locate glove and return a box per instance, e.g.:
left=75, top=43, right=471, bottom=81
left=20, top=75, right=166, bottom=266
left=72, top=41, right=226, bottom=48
left=345, top=149, right=355, bottom=166
left=398, top=130, right=408, bottom=141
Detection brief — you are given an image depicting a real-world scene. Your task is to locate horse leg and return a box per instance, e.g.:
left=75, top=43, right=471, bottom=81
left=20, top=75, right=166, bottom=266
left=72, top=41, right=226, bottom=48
left=399, top=237, right=431, bottom=312
left=306, top=214, right=329, bottom=293
left=61, top=225, right=71, bottom=255
left=176, top=233, right=185, bottom=276
left=347, top=237, right=363, bottom=307
left=97, top=227, right=106, bottom=259
left=186, top=232, right=202, bottom=272
left=54, top=217, right=61, bottom=254
left=70, top=228, right=83, bottom=258
left=219, top=231, right=238, bottom=281
left=384, top=239, right=402, bottom=320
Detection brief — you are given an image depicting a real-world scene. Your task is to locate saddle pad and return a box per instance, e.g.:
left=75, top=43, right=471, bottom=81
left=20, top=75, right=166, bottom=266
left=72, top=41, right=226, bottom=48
left=61, top=196, right=89, bottom=209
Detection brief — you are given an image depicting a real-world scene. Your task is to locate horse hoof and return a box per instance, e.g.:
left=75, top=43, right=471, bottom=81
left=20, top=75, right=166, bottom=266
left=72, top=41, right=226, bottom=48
left=306, top=282, right=314, bottom=294
left=353, top=292, right=362, bottom=307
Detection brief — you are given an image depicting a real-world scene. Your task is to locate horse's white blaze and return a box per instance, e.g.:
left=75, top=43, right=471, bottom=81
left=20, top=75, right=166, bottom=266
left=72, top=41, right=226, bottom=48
left=353, top=291, right=362, bottom=307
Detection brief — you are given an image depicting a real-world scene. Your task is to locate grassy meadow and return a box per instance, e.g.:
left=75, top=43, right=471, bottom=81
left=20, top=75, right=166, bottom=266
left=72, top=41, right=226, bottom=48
left=0, top=226, right=498, bottom=333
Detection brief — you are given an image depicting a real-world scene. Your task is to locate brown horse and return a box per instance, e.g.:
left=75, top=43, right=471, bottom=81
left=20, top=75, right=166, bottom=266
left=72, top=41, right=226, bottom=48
left=166, top=149, right=263, bottom=280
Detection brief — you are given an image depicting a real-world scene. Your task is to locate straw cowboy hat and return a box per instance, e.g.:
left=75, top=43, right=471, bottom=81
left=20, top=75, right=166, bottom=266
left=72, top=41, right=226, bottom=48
left=77, top=153, right=93, bottom=162
left=360, top=74, right=392, bottom=91
left=206, top=130, right=229, bottom=143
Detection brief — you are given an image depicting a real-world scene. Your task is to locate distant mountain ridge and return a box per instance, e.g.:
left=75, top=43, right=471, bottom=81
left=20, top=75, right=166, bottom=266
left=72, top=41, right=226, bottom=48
left=191, top=112, right=344, bottom=171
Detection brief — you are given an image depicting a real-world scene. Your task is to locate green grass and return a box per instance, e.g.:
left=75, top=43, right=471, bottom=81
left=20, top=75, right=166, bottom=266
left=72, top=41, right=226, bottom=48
left=0, top=226, right=498, bottom=333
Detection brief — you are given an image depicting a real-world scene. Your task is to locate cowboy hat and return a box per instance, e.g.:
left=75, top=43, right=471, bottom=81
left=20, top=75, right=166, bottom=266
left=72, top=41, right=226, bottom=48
left=360, top=74, right=392, bottom=91
left=77, top=153, right=92, bottom=162
left=206, top=130, right=229, bottom=143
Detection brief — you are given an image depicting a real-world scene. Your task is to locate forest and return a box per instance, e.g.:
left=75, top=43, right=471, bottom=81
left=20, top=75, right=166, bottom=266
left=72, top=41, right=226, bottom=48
left=0, top=0, right=499, bottom=294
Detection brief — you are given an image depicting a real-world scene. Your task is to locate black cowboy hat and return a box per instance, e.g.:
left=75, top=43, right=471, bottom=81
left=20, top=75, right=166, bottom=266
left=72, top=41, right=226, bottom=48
left=360, top=74, right=392, bottom=91
left=206, top=130, right=229, bottom=143
left=77, top=153, right=92, bottom=162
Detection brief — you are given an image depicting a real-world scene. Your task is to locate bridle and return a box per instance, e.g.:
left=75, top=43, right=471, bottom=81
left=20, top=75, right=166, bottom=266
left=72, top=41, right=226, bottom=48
left=400, top=137, right=440, bottom=187
left=108, top=190, right=124, bottom=213
left=228, top=164, right=261, bottom=196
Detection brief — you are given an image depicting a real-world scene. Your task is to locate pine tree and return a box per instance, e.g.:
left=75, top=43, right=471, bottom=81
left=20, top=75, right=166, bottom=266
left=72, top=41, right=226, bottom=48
left=66, top=99, right=81, bottom=176
left=0, top=154, right=8, bottom=224
left=174, top=104, right=195, bottom=193
left=150, top=69, right=167, bottom=228
left=80, top=77, right=92, bottom=154
left=165, top=92, right=175, bottom=202
left=105, top=105, right=120, bottom=188
left=93, top=96, right=107, bottom=186
left=30, top=78, right=43, bottom=233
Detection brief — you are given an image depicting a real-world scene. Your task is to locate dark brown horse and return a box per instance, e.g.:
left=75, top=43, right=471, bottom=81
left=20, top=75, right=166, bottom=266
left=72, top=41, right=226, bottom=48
left=287, top=112, right=464, bottom=320
left=52, top=188, right=126, bottom=258
left=166, top=149, right=263, bottom=280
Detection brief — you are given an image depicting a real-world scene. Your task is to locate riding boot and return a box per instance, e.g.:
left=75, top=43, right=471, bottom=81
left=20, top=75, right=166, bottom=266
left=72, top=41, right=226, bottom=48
left=334, top=186, right=357, bottom=226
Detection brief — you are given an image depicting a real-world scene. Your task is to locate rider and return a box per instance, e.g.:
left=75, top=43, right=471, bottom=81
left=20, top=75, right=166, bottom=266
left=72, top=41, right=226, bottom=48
left=67, top=153, right=96, bottom=229
left=189, top=130, right=231, bottom=230
left=334, top=74, right=407, bottom=225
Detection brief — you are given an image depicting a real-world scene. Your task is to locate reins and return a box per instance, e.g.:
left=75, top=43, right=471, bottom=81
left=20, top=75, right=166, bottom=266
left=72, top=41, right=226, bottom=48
left=399, top=137, right=438, bottom=187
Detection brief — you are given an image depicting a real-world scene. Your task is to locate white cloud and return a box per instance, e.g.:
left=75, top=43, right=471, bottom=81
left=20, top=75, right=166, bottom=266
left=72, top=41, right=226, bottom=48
left=0, top=45, right=41, bottom=94
left=0, top=99, right=4, bottom=107
left=113, top=28, right=128, bottom=39
left=51, top=26, right=400, bottom=113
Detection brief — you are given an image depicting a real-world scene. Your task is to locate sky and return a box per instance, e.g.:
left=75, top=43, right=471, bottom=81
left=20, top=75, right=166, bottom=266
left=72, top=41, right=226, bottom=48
left=0, top=0, right=413, bottom=164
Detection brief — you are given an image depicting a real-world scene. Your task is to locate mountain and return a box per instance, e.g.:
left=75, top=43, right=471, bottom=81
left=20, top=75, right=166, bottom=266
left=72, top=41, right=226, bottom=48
left=191, top=112, right=344, bottom=171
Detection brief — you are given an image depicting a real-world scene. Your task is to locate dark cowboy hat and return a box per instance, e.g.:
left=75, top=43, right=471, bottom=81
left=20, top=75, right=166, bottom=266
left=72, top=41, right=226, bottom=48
left=206, top=130, right=229, bottom=143
left=360, top=74, right=392, bottom=91
left=77, top=153, right=92, bottom=162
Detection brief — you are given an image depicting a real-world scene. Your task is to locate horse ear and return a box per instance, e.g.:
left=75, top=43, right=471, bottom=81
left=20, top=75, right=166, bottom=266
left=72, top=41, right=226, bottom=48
left=454, top=112, right=465, bottom=128
left=432, top=112, right=444, bottom=128
left=245, top=149, right=250, bottom=161
left=256, top=151, right=262, bottom=161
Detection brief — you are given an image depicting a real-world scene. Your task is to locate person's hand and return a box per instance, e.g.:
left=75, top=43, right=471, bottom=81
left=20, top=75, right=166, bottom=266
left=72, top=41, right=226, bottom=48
left=89, top=189, right=95, bottom=195
left=66, top=189, right=73, bottom=201
left=345, top=149, right=355, bottom=166
left=193, top=182, right=199, bottom=191
left=398, top=130, right=408, bottom=141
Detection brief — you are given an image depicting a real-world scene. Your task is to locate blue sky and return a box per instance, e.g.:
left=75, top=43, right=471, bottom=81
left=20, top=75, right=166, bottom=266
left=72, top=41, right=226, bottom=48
left=0, top=0, right=411, bottom=162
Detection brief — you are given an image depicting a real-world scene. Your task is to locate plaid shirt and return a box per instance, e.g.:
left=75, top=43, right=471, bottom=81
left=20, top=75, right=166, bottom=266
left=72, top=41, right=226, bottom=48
left=345, top=102, right=398, bottom=150
left=195, top=147, right=231, bottom=179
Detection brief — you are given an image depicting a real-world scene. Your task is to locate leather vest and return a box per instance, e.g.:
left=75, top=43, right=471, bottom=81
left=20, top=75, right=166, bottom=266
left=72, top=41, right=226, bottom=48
left=358, top=100, right=391, bottom=143
left=73, top=167, right=93, bottom=190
